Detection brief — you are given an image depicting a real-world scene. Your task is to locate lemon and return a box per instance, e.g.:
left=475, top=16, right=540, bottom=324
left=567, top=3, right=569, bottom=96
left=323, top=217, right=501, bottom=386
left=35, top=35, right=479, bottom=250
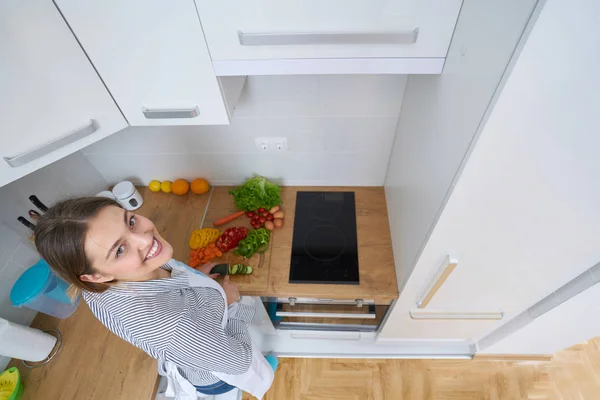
left=161, top=180, right=172, bottom=193
left=148, top=180, right=161, bottom=192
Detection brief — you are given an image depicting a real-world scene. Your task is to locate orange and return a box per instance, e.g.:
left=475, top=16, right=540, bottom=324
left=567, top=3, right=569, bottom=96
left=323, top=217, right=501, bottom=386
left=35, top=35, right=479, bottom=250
left=191, top=178, right=210, bottom=195
left=171, top=179, right=190, bottom=196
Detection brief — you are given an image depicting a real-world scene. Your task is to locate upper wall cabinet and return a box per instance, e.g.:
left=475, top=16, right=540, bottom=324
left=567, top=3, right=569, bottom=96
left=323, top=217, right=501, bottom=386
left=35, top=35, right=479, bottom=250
left=0, top=0, right=127, bottom=188
left=196, top=0, right=463, bottom=75
left=55, top=0, right=240, bottom=126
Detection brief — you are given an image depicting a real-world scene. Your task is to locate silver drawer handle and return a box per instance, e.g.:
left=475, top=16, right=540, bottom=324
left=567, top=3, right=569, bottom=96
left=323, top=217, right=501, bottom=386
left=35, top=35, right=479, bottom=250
left=276, top=311, right=376, bottom=319
left=142, top=106, right=200, bottom=119
left=4, top=119, right=99, bottom=168
left=238, top=29, right=419, bottom=46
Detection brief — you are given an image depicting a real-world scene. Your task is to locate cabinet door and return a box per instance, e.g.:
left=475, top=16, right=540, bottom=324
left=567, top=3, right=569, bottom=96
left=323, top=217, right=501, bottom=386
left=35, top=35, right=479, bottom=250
left=380, top=0, right=600, bottom=340
left=196, top=0, right=462, bottom=61
left=55, top=0, right=230, bottom=126
left=0, top=1, right=127, bottom=188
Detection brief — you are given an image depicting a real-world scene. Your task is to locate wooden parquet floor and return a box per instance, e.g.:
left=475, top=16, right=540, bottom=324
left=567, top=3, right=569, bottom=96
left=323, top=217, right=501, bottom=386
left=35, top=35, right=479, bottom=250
left=245, top=337, right=600, bottom=400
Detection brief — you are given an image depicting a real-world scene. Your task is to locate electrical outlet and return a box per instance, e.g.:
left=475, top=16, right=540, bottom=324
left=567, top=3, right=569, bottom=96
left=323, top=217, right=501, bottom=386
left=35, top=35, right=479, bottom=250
left=271, top=137, right=288, bottom=152
left=254, top=137, right=269, bottom=152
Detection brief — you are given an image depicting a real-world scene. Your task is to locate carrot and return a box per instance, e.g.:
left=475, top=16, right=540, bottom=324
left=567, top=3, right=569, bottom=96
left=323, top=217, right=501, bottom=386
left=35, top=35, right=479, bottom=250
left=216, top=251, right=223, bottom=257
left=209, top=243, right=216, bottom=249
left=213, top=211, right=245, bottom=227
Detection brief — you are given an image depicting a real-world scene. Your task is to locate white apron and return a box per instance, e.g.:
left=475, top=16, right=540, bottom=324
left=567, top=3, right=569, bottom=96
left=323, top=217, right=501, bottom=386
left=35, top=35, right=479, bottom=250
left=160, top=261, right=274, bottom=399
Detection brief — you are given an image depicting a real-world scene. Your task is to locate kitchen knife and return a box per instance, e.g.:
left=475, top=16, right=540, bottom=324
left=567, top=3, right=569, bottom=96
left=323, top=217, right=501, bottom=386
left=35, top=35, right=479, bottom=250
left=28, top=195, right=48, bottom=212
left=17, top=216, right=36, bottom=232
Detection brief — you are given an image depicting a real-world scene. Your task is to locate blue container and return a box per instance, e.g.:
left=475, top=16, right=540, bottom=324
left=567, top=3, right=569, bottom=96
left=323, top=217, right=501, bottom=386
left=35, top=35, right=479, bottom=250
left=10, top=260, right=79, bottom=319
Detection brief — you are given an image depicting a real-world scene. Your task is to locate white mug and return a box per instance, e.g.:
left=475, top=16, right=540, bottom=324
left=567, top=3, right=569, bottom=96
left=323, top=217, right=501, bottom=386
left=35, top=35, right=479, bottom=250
left=112, top=181, right=143, bottom=211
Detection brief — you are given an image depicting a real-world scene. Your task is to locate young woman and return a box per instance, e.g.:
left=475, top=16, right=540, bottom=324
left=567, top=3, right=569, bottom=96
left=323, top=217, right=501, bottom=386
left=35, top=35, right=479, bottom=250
left=34, top=197, right=275, bottom=399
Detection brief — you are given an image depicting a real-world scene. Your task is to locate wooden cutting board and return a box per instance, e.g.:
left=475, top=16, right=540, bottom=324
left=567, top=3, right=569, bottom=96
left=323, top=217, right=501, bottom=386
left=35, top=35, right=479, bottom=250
left=201, top=187, right=272, bottom=294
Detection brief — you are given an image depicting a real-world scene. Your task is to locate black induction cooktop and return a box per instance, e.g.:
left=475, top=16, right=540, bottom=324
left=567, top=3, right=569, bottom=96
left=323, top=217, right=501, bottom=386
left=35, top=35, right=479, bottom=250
left=289, top=191, right=359, bottom=284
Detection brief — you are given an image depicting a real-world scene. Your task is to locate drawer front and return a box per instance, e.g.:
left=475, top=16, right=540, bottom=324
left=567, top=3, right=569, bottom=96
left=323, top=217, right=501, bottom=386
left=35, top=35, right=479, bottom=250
left=196, top=0, right=462, bottom=60
left=56, top=0, right=230, bottom=126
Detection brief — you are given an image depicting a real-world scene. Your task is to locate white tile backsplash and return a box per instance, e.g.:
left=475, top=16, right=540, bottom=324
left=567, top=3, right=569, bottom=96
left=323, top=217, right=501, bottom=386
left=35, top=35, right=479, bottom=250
left=83, top=75, right=407, bottom=186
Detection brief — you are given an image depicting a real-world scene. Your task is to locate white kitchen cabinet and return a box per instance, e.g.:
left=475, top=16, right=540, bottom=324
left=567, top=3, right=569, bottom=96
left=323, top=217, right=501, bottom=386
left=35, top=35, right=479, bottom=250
left=0, top=0, right=127, bottom=188
left=380, top=0, right=600, bottom=341
left=196, top=0, right=462, bottom=75
left=55, top=0, right=238, bottom=127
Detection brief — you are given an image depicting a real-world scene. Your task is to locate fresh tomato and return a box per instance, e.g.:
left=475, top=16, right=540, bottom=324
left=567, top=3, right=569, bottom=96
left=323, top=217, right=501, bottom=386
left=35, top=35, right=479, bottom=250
left=261, top=211, right=270, bottom=217
left=258, top=208, right=265, bottom=213
left=246, top=212, right=254, bottom=218
left=267, top=214, right=274, bottom=221
left=259, top=216, right=267, bottom=223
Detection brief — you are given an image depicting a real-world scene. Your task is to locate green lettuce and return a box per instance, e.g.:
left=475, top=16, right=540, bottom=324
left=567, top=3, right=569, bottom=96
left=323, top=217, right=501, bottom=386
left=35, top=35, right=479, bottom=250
left=229, top=176, right=282, bottom=212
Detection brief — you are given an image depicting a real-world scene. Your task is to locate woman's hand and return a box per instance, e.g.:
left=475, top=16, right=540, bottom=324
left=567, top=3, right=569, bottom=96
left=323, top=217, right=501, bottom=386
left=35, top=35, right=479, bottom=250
left=221, top=275, right=240, bottom=305
left=196, top=262, right=220, bottom=279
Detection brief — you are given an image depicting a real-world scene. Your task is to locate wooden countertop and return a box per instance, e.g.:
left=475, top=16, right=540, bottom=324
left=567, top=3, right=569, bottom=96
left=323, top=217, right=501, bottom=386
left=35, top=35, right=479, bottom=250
left=265, top=187, right=398, bottom=304
left=136, top=186, right=398, bottom=303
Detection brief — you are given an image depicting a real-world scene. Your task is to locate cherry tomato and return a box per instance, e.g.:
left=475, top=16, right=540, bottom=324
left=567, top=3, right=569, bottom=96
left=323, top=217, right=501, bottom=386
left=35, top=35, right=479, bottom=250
left=267, top=214, right=274, bottom=221
left=246, top=212, right=254, bottom=218
left=258, top=208, right=265, bottom=213
left=259, top=216, right=267, bottom=223
left=261, top=211, right=270, bottom=217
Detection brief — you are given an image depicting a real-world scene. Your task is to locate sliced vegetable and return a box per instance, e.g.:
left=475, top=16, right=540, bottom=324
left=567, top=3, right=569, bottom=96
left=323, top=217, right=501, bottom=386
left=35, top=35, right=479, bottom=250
left=210, top=263, right=254, bottom=276
left=233, top=228, right=271, bottom=259
left=216, top=227, right=248, bottom=252
left=214, top=210, right=245, bottom=227
left=189, top=228, right=221, bottom=250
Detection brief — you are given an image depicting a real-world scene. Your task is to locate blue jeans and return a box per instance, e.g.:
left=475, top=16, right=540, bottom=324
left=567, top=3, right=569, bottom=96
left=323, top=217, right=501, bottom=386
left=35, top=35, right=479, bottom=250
left=194, top=380, right=236, bottom=395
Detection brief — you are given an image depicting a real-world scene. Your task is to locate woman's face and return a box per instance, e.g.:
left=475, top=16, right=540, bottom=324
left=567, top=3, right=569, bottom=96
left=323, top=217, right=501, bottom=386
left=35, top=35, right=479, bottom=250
left=81, top=205, right=173, bottom=283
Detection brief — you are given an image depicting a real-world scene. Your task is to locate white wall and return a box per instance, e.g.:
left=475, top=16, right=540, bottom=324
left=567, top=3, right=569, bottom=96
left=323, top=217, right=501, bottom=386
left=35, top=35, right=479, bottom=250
left=82, top=74, right=407, bottom=186
left=384, top=0, right=538, bottom=288
left=0, top=152, right=107, bottom=369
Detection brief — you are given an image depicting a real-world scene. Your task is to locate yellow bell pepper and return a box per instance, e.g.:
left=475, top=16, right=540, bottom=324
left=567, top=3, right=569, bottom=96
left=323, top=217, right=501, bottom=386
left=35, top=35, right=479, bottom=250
left=189, top=228, right=220, bottom=250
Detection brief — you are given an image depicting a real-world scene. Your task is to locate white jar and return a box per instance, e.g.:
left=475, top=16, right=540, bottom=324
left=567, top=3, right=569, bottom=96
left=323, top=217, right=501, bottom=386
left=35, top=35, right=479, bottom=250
left=112, top=181, right=143, bottom=210
left=95, top=190, right=116, bottom=200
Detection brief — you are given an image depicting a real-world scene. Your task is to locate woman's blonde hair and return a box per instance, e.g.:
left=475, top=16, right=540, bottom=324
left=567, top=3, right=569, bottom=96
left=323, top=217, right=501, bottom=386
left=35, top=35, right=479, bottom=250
left=34, top=197, right=121, bottom=293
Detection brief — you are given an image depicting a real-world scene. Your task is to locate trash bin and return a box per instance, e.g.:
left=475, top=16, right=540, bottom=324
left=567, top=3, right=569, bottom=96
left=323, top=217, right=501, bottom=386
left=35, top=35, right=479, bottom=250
left=0, top=367, right=23, bottom=400
left=10, top=260, right=79, bottom=319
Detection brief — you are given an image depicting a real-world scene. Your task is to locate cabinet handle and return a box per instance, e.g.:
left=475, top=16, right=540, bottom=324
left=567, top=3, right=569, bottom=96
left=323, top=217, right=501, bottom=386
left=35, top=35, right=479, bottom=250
left=417, top=255, right=458, bottom=309
left=4, top=119, right=99, bottom=168
left=142, top=106, right=200, bottom=119
left=276, top=311, right=376, bottom=319
left=410, top=309, right=503, bottom=320
left=238, top=29, right=419, bottom=46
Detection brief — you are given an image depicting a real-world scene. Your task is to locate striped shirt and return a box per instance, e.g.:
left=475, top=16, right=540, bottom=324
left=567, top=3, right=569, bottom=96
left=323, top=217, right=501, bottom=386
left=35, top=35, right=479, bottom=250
left=83, top=259, right=255, bottom=386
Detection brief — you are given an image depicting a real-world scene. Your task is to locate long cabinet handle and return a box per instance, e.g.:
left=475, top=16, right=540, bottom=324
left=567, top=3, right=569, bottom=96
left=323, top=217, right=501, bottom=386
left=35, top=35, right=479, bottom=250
left=275, top=311, right=376, bottom=320
left=417, top=255, right=458, bottom=309
left=142, top=106, right=200, bottom=119
left=4, top=119, right=98, bottom=168
left=238, top=29, right=419, bottom=46
left=410, top=309, right=504, bottom=320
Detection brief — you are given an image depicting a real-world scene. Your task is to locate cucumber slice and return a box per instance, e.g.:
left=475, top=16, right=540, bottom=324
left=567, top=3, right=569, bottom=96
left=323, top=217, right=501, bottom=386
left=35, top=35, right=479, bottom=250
left=230, top=264, right=238, bottom=275
left=239, top=264, right=247, bottom=274
left=245, top=266, right=253, bottom=274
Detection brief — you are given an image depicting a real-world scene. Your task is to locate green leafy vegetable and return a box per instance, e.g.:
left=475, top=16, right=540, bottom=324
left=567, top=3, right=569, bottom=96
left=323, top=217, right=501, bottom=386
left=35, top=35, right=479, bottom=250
left=229, top=176, right=281, bottom=212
